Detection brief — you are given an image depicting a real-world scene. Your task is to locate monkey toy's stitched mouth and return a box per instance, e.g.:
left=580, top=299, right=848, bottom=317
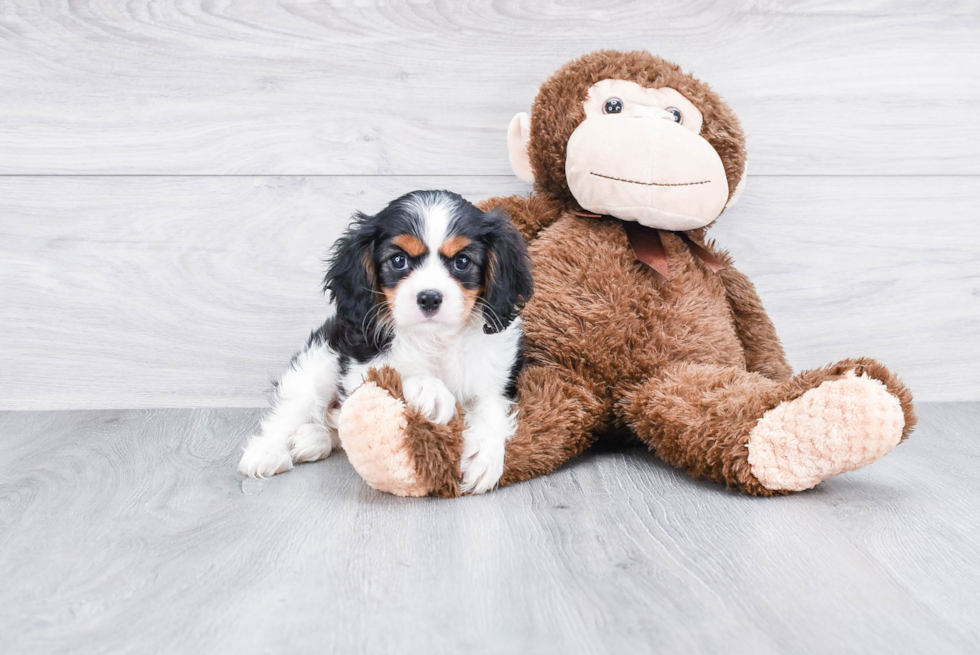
left=590, top=172, right=711, bottom=187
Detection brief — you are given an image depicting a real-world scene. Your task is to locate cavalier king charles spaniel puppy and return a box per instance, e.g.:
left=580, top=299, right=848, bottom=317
left=239, top=190, right=533, bottom=494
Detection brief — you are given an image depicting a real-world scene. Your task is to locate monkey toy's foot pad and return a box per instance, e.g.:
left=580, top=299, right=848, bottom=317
left=338, top=367, right=464, bottom=498
left=747, top=371, right=906, bottom=492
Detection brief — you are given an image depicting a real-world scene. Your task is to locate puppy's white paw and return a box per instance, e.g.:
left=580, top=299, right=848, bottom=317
left=289, top=423, right=335, bottom=463
left=239, top=437, right=293, bottom=478
left=460, top=428, right=505, bottom=495
left=403, top=376, right=457, bottom=425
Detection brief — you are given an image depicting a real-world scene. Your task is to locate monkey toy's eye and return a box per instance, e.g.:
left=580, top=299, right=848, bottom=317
left=602, top=98, right=624, bottom=114
left=453, top=255, right=471, bottom=272
left=665, top=107, right=682, bottom=123
left=390, top=253, right=409, bottom=270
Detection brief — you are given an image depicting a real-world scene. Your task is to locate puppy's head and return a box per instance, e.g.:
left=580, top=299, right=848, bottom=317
left=324, top=190, right=533, bottom=339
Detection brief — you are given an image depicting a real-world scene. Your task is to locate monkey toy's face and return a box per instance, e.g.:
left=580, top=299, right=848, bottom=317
left=565, top=79, right=731, bottom=230
left=508, top=67, right=745, bottom=231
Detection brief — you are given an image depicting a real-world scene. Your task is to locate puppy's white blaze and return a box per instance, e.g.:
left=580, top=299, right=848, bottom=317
left=388, top=194, right=468, bottom=330
left=422, top=195, right=455, bottom=251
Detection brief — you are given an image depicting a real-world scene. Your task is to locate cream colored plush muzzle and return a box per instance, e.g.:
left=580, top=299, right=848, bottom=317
left=565, top=114, right=730, bottom=230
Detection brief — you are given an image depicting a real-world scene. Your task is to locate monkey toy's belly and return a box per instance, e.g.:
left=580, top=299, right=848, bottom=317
left=521, top=215, right=746, bottom=385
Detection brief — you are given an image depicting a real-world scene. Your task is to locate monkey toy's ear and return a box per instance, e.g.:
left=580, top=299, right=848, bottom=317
left=507, top=112, right=535, bottom=184
left=725, top=164, right=747, bottom=210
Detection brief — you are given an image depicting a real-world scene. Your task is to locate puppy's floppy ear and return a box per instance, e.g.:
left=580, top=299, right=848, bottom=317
left=481, top=208, right=534, bottom=334
left=323, top=211, right=380, bottom=333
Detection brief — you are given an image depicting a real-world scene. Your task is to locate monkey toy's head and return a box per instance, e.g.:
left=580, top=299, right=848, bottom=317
left=508, top=50, right=747, bottom=231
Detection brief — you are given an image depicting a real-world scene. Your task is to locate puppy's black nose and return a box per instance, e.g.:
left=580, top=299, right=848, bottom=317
left=417, top=290, right=443, bottom=316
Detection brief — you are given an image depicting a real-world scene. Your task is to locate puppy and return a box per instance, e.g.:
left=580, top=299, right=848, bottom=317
left=239, top=190, right=533, bottom=494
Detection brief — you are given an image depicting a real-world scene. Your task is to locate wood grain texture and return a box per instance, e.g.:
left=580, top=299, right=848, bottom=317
left=0, top=403, right=977, bottom=654
left=1, top=174, right=977, bottom=409
left=0, top=0, right=978, bottom=175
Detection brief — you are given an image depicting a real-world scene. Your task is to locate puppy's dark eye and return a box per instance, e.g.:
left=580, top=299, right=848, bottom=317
left=665, top=107, right=682, bottom=123
left=453, top=255, right=471, bottom=272
left=602, top=98, right=624, bottom=114
left=390, top=253, right=408, bottom=270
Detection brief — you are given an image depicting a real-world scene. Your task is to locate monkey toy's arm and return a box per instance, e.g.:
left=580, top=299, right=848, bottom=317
left=477, top=194, right=562, bottom=242
left=716, top=260, right=793, bottom=382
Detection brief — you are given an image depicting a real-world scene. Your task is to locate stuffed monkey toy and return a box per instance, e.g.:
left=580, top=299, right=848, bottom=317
left=338, top=50, right=916, bottom=497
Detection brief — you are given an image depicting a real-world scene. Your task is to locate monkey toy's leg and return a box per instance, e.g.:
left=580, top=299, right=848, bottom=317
left=339, top=364, right=611, bottom=497
left=497, top=364, right=611, bottom=488
left=615, top=358, right=916, bottom=495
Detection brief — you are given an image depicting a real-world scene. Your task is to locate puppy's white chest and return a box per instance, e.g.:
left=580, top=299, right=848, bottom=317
left=391, top=342, right=473, bottom=401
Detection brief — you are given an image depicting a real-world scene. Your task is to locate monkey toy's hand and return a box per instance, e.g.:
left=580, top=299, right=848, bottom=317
left=338, top=367, right=465, bottom=498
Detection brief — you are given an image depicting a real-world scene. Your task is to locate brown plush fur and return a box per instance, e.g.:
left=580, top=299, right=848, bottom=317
left=356, top=51, right=915, bottom=496
left=363, top=367, right=465, bottom=498
left=713, top=249, right=794, bottom=382
left=494, top=216, right=914, bottom=494
left=478, top=193, right=563, bottom=242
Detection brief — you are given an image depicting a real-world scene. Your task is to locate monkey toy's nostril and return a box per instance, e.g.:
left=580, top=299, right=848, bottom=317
left=417, top=290, right=443, bottom=316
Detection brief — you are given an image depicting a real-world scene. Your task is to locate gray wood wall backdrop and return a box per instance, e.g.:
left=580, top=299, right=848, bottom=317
left=1, top=0, right=978, bottom=409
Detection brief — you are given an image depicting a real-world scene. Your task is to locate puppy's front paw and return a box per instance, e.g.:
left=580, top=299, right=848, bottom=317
left=239, top=437, right=293, bottom=478
left=289, top=423, right=335, bottom=463
left=460, top=429, right=505, bottom=495
left=403, top=376, right=457, bottom=425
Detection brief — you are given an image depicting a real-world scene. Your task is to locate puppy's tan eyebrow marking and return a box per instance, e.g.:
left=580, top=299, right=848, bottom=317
left=392, top=234, right=427, bottom=257
left=439, top=235, right=472, bottom=257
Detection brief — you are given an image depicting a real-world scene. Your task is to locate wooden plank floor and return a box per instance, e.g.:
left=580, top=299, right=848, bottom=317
left=1, top=403, right=978, bottom=654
